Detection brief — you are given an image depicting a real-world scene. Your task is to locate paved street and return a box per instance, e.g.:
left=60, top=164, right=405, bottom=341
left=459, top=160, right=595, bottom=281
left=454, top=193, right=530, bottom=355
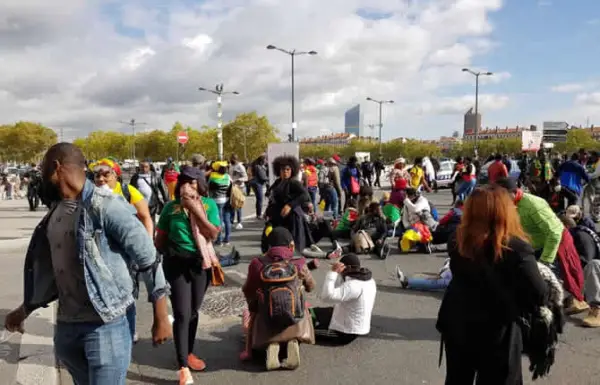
left=1, top=190, right=600, bottom=385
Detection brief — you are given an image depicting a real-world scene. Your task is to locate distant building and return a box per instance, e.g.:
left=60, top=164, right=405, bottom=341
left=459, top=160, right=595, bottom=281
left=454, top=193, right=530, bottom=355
left=463, top=107, right=481, bottom=137
left=300, top=133, right=378, bottom=146
left=463, top=125, right=537, bottom=141
left=344, top=104, right=364, bottom=136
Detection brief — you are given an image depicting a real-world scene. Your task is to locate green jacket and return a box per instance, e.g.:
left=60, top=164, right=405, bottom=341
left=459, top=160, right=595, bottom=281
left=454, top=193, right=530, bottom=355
left=517, top=193, right=563, bottom=264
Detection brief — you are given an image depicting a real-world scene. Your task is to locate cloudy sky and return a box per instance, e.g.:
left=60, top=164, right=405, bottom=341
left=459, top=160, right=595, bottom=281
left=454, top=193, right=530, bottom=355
left=1, top=0, right=600, bottom=141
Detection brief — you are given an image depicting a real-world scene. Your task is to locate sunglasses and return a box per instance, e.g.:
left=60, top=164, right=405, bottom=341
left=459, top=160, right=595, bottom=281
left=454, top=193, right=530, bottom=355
left=94, top=170, right=112, bottom=178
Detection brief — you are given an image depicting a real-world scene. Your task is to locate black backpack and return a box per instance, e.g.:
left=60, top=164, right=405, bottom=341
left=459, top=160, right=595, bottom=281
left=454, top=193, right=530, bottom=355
left=257, top=257, right=305, bottom=331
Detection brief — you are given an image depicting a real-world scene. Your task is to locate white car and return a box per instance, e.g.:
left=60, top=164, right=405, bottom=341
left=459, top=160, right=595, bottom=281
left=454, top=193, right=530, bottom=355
left=435, top=160, right=457, bottom=188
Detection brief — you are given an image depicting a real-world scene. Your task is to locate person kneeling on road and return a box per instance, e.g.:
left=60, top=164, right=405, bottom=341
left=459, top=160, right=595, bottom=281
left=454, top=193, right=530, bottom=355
left=312, top=253, right=377, bottom=345
left=241, top=227, right=316, bottom=370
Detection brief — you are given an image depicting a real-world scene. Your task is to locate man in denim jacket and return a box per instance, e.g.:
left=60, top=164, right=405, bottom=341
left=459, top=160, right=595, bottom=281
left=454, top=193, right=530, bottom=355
left=4, top=143, right=172, bottom=385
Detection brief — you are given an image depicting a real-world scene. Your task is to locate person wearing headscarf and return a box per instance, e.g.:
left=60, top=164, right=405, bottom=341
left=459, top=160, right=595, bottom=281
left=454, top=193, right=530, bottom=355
left=312, top=253, right=376, bottom=345
left=208, top=161, right=233, bottom=246
left=264, top=156, right=312, bottom=252
left=241, top=227, right=316, bottom=370
left=163, top=159, right=180, bottom=201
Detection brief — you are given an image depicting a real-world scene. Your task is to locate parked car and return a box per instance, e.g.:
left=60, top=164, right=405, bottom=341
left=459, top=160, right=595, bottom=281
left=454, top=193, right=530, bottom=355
left=478, top=160, right=521, bottom=184
left=435, top=160, right=457, bottom=189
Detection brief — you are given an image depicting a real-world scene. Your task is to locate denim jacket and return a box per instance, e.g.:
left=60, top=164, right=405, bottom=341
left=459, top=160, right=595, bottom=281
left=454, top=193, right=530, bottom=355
left=23, top=180, right=168, bottom=322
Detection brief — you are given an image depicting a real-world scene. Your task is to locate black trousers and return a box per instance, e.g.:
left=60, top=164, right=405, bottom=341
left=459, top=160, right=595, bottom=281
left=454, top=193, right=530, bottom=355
left=558, top=187, right=579, bottom=211
left=164, top=258, right=211, bottom=368
left=444, top=324, right=523, bottom=385
left=312, top=307, right=358, bottom=345
left=310, top=220, right=337, bottom=245
left=374, top=171, right=382, bottom=187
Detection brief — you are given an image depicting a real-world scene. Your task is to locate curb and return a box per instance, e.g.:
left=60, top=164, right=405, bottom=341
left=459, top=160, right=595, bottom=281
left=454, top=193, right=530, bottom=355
left=16, top=302, right=57, bottom=385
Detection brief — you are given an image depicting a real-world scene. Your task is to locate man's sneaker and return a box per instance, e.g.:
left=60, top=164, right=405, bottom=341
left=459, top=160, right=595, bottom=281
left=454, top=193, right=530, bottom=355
left=133, top=332, right=138, bottom=344
left=581, top=307, right=600, bottom=328
left=187, top=354, right=206, bottom=371
left=235, top=223, right=243, bottom=230
left=566, top=299, right=590, bottom=315
left=283, top=339, right=300, bottom=370
left=179, top=367, right=194, bottom=385
left=265, top=342, right=281, bottom=371
left=310, top=244, right=323, bottom=253
left=395, top=266, right=408, bottom=288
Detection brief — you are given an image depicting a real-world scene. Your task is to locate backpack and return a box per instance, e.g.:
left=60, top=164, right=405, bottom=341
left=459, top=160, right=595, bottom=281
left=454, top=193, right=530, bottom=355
left=122, top=183, right=132, bottom=204
left=318, top=167, right=331, bottom=188
left=257, top=257, right=305, bottom=331
left=229, top=184, right=246, bottom=209
left=352, top=230, right=375, bottom=254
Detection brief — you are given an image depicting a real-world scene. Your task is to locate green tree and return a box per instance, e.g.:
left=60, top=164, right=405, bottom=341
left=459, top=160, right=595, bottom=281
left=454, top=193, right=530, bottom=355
left=221, top=112, right=280, bottom=162
left=554, top=129, right=598, bottom=154
left=0, top=122, right=57, bottom=162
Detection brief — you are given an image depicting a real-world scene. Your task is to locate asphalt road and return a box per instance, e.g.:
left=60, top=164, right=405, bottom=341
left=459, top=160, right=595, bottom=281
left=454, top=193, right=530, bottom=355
left=1, top=190, right=600, bottom=385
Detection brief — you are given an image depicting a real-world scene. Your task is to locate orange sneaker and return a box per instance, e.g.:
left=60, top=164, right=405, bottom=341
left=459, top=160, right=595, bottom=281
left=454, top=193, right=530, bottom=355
left=178, top=367, right=193, bottom=385
left=187, top=354, right=207, bottom=372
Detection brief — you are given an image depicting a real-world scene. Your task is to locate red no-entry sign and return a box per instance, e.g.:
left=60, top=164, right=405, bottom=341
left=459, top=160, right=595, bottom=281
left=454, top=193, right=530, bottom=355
left=177, top=131, right=188, bottom=144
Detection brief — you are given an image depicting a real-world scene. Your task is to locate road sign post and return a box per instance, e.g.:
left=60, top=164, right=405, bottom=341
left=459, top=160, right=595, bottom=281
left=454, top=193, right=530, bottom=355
left=177, top=132, right=189, bottom=162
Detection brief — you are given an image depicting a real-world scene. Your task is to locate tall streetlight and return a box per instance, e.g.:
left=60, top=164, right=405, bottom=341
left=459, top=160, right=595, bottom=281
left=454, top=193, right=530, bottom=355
left=120, top=118, right=147, bottom=161
left=266, top=44, right=317, bottom=142
left=366, top=97, right=394, bottom=155
left=462, top=68, right=493, bottom=158
left=198, top=84, right=240, bottom=160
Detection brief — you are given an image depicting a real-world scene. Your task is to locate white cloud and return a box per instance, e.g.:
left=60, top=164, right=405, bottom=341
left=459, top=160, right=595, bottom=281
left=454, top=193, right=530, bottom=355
left=0, top=0, right=509, bottom=141
left=416, top=94, right=509, bottom=115
left=576, top=92, right=600, bottom=106
left=551, top=83, right=585, bottom=93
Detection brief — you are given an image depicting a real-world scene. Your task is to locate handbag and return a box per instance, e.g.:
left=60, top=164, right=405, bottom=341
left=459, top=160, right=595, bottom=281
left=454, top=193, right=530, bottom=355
left=189, top=200, right=225, bottom=286
left=350, top=176, right=360, bottom=195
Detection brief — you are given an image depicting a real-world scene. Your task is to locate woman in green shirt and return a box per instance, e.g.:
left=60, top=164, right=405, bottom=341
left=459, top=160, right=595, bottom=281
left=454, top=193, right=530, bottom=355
left=155, top=166, right=220, bottom=384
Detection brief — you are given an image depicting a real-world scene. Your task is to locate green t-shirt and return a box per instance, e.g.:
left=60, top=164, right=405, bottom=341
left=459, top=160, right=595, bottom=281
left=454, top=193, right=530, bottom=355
left=382, top=203, right=401, bottom=224
left=157, top=197, right=220, bottom=254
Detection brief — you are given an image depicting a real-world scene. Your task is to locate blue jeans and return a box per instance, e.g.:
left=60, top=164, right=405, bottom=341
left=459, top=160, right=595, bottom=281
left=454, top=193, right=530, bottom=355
left=250, top=181, right=264, bottom=218
left=55, top=316, right=132, bottom=385
left=125, top=304, right=136, bottom=341
left=456, top=179, right=476, bottom=201
left=407, top=276, right=451, bottom=291
left=308, top=186, right=318, bottom=211
left=323, top=187, right=339, bottom=218
left=216, top=203, right=232, bottom=243
left=231, top=208, right=243, bottom=224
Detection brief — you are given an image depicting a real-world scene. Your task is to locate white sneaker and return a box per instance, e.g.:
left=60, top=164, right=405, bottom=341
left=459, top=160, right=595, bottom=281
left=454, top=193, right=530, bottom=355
left=235, top=223, right=243, bottom=230
left=395, top=265, right=407, bottom=288
left=310, top=244, right=323, bottom=253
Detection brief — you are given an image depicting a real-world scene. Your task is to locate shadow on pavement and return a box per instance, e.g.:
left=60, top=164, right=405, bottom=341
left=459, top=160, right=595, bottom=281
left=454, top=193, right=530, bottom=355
left=131, top=324, right=265, bottom=375
left=368, top=315, right=440, bottom=342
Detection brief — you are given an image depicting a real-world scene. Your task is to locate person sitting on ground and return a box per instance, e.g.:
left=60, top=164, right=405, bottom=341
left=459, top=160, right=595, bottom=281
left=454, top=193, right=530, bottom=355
left=357, top=185, right=374, bottom=215
left=352, top=202, right=388, bottom=257
left=565, top=204, right=596, bottom=231
left=303, top=202, right=343, bottom=259
left=560, top=215, right=600, bottom=269
left=581, top=255, right=600, bottom=327
left=333, top=198, right=359, bottom=240
left=241, top=227, right=316, bottom=370
left=396, top=258, right=452, bottom=292
left=431, top=200, right=464, bottom=246
left=401, top=188, right=430, bottom=231
left=312, top=253, right=376, bottom=345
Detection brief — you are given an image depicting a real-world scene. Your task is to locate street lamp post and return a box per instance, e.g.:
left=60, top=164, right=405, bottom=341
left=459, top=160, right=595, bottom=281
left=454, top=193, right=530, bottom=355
left=462, top=68, right=493, bottom=158
left=198, top=84, right=240, bottom=161
left=366, top=97, right=394, bottom=155
left=266, top=45, right=317, bottom=142
left=120, top=118, right=147, bottom=161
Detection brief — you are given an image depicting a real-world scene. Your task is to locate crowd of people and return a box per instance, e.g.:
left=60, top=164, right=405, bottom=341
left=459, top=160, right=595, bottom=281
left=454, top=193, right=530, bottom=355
left=4, top=142, right=600, bottom=385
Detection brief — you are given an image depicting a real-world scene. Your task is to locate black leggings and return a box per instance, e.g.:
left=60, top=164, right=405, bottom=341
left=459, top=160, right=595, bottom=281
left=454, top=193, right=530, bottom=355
left=311, top=307, right=358, bottom=345
left=311, top=220, right=337, bottom=246
left=165, top=259, right=210, bottom=368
